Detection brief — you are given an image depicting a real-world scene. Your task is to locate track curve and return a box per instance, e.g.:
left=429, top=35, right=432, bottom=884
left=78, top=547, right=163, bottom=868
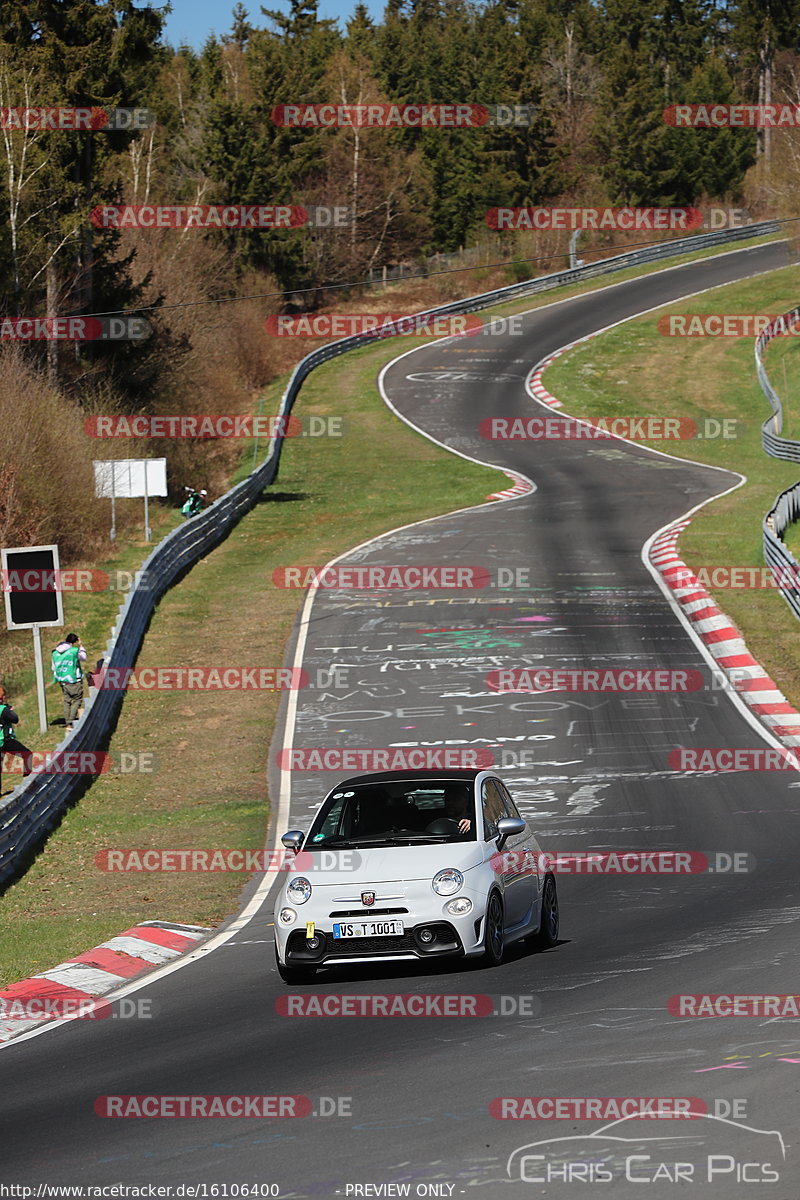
left=1, top=240, right=798, bottom=1199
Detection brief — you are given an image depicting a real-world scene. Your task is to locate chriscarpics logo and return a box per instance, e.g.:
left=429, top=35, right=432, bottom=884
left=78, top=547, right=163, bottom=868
left=505, top=1112, right=786, bottom=1187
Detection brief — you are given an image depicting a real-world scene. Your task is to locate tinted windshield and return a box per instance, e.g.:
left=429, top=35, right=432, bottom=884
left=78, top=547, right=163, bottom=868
left=305, top=779, right=477, bottom=847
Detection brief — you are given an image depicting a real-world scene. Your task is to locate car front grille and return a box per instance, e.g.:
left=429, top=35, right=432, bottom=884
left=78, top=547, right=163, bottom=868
left=328, top=907, right=408, bottom=918
left=325, top=933, right=418, bottom=957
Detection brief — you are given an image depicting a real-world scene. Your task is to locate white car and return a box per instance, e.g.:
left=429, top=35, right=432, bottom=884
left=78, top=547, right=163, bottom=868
left=273, top=768, right=559, bottom=983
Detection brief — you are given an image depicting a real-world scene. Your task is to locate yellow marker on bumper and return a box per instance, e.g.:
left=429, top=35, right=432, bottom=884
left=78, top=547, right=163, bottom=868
left=306, top=922, right=315, bottom=939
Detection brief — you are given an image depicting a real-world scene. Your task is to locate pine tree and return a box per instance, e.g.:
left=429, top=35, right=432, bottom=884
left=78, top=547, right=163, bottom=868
left=346, top=4, right=377, bottom=54
left=676, top=53, right=756, bottom=197
left=223, top=3, right=254, bottom=50
left=201, top=11, right=338, bottom=288
left=261, top=0, right=337, bottom=40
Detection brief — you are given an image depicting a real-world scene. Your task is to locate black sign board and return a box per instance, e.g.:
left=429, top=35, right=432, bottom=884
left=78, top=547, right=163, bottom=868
left=1, top=544, right=63, bottom=629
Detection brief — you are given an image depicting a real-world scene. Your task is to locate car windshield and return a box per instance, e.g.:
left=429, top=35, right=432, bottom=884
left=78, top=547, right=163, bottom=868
left=304, top=779, right=477, bottom=848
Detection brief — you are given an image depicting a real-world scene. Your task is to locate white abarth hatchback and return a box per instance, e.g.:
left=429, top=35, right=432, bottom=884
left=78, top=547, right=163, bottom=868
left=273, top=768, right=559, bottom=983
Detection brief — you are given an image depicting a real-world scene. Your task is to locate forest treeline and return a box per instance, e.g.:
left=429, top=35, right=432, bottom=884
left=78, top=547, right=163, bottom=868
left=0, top=0, right=799, bottom=557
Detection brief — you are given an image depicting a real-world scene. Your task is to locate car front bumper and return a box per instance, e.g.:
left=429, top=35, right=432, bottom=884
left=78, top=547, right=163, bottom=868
left=274, top=891, right=489, bottom=966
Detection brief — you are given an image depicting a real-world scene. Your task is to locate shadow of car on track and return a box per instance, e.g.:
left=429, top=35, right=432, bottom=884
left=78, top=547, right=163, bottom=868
left=270, top=936, right=569, bottom=987
left=467, top=935, right=569, bottom=972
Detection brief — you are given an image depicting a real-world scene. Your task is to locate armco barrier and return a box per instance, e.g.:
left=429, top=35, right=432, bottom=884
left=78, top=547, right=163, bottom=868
left=756, top=305, right=800, bottom=618
left=756, top=306, right=800, bottom=461
left=764, top=482, right=800, bottom=620
left=0, top=218, right=781, bottom=886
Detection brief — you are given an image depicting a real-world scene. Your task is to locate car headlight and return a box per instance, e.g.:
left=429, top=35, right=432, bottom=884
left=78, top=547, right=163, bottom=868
left=445, top=897, right=472, bottom=915
left=287, top=876, right=312, bottom=904
left=278, top=907, right=297, bottom=925
left=432, top=868, right=463, bottom=896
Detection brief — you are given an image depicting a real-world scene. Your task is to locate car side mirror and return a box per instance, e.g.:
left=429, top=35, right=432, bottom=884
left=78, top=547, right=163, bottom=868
left=495, top=816, right=526, bottom=851
left=281, top=829, right=305, bottom=854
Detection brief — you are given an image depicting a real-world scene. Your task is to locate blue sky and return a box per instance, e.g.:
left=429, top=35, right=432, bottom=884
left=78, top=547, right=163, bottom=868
left=162, top=0, right=383, bottom=49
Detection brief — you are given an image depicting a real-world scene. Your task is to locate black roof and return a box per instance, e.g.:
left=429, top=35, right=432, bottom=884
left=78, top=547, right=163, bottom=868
left=333, top=768, right=486, bottom=787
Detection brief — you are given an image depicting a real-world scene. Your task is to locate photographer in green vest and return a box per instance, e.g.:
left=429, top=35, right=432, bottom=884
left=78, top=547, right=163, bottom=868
left=51, top=632, right=87, bottom=731
left=181, top=487, right=207, bottom=518
left=0, top=684, right=33, bottom=794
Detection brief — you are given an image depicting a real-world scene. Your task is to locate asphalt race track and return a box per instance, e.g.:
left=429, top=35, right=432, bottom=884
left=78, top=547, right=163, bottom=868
left=1, top=240, right=799, bottom=1198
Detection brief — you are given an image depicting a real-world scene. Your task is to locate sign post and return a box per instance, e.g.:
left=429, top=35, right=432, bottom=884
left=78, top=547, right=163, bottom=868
left=144, top=462, right=151, bottom=541
left=31, top=624, right=46, bottom=733
left=110, top=463, right=117, bottom=542
left=1, top=544, right=64, bottom=734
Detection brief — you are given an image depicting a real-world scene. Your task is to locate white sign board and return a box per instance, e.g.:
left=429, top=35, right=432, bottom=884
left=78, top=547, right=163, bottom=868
left=93, top=458, right=167, bottom=542
left=93, top=458, right=167, bottom=499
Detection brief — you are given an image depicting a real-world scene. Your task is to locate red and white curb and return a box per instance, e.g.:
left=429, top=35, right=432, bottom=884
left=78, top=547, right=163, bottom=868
left=0, top=920, right=210, bottom=1042
left=649, top=520, right=800, bottom=746
left=528, top=348, right=568, bottom=408
left=487, top=470, right=535, bottom=501
left=528, top=329, right=800, bottom=752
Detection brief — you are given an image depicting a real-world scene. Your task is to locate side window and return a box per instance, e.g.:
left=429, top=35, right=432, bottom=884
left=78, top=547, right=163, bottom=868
left=498, top=782, right=523, bottom=822
left=481, top=779, right=505, bottom=840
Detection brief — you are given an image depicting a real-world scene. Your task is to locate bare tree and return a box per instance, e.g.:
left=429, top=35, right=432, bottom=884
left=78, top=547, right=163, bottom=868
left=129, top=126, right=156, bottom=204
left=538, top=24, right=601, bottom=178
left=303, top=50, right=432, bottom=280
left=0, top=58, right=50, bottom=311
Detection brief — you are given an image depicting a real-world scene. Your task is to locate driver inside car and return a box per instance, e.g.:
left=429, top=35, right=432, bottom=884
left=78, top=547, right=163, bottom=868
left=444, top=785, right=472, bottom=834
left=418, top=784, right=473, bottom=837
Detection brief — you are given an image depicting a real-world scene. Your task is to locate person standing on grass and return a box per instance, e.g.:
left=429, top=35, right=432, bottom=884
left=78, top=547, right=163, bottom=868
left=0, top=684, right=33, bottom=794
left=51, top=632, right=86, bottom=731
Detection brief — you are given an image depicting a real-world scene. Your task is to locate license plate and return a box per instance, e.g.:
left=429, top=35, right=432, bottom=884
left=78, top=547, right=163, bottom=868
left=332, top=920, right=404, bottom=939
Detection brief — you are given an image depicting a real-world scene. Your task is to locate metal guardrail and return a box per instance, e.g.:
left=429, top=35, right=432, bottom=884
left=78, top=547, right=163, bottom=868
left=0, top=217, right=782, bottom=887
left=756, top=306, right=800, bottom=461
left=764, top=483, right=800, bottom=620
left=757, top=306, right=800, bottom=619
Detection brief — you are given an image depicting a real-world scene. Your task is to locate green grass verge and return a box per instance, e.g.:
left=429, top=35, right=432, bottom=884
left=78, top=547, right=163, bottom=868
left=542, top=261, right=800, bottom=708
